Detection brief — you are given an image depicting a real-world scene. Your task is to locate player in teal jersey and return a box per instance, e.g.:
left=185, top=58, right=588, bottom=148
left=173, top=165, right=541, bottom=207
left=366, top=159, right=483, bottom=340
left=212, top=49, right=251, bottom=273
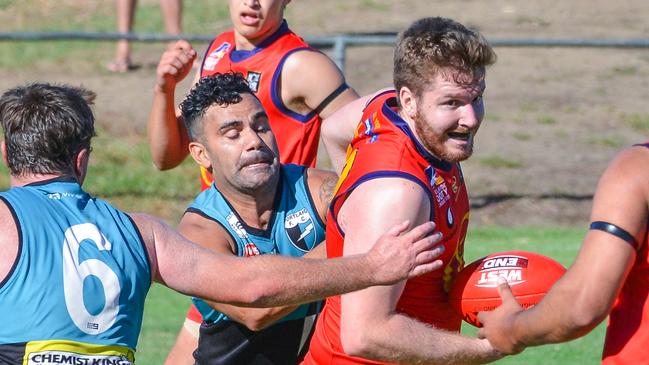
left=177, top=72, right=334, bottom=364
left=0, top=83, right=445, bottom=364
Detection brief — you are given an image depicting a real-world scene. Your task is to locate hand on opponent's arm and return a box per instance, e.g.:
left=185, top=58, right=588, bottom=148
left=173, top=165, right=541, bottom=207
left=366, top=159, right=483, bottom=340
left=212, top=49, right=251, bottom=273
left=131, top=211, right=445, bottom=309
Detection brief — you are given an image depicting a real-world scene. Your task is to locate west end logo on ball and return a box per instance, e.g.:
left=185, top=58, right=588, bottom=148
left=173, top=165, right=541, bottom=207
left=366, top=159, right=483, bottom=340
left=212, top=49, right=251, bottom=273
left=285, top=208, right=316, bottom=252
left=475, top=255, right=529, bottom=288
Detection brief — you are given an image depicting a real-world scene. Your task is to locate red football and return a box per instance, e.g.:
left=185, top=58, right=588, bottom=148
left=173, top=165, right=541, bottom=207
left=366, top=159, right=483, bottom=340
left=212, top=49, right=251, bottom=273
left=448, top=251, right=566, bottom=327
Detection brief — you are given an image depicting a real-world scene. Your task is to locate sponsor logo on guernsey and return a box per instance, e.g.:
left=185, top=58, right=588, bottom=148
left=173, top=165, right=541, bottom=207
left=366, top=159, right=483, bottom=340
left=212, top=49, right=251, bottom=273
left=28, top=351, right=132, bottom=365
left=226, top=212, right=249, bottom=240
left=425, top=167, right=451, bottom=207
left=285, top=208, right=316, bottom=252
left=475, top=255, right=529, bottom=288
left=48, top=192, right=84, bottom=200
left=203, top=42, right=231, bottom=71
left=243, top=243, right=261, bottom=257
left=226, top=213, right=262, bottom=256
left=246, top=71, right=261, bottom=93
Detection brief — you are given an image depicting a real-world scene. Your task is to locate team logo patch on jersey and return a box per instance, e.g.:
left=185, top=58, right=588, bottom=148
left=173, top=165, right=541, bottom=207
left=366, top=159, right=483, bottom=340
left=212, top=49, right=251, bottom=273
left=425, top=167, right=450, bottom=207
left=246, top=72, right=261, bottom=93
left=203, top=42, right=231, bottom=71
left=451, top=176, right=459, bottom=194
left=361, top=114, right=381, bottom=144
left=284, top=208, right=316, bottom=251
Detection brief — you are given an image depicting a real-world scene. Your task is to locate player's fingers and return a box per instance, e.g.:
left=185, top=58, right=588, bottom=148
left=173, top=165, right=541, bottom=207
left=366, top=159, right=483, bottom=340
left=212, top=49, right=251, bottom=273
left=174, top=52, right=193, bottom=66
left=476, top=327, right=486, bottom=339
left=414, top=238, right=444, bottom=263
left=477, top=310, right=490, bottom=325
left=401, top=221, right=436, bottom=242
left=165, top=57, right=187, bottom=71
left=496, top=276, right=517, bottom=304
left=385, top=220, right=411, bottom=237
left=172, top=39, right=194, bottom=53
left=412, top=231, right=443, bottom=252
left=409, top=259, right=444, bottom=277
left=157, top=64, right=179, bottom=77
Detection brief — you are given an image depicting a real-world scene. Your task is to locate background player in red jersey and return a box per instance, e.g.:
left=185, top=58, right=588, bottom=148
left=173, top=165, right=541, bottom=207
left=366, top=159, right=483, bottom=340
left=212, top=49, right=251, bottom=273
left=147, top=0, right=358, bottom=183
left=302, top=17, right=502, bottom=364
left=147, top=1, right=359, bottom=362
left=478, top=143, right=649, bottom=365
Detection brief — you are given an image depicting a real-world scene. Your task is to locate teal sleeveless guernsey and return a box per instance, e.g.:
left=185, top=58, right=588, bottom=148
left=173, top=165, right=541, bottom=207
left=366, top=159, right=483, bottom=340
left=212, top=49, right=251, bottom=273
left=190, top=165, right=326, bottom=365
left=191, top=164, right=325, bottom=323
left=0, top=177, right=151, bottom=364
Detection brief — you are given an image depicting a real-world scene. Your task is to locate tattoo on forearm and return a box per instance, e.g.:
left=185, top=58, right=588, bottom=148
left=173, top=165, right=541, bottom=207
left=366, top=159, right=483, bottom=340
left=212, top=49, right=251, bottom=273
left=319, top=175, right=338, bottom=206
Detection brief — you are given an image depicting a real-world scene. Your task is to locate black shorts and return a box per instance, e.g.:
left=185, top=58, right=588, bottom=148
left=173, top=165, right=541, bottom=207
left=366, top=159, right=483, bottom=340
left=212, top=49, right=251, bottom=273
left=193, top=310, right=319, bottom=365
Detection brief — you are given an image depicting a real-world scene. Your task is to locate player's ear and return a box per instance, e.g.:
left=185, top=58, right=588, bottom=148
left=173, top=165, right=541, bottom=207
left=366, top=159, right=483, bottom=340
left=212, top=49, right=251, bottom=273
left=189, top=141, right=212, bottom=170
left=398, top=86, right=417, bottom=119
left=74, top=146, right=91, bottom=185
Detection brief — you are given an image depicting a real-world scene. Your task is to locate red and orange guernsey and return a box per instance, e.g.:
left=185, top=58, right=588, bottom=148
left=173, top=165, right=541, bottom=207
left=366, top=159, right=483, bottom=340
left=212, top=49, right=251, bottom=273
left=603, top=142, right=649, bottom=365
left=303, top=90, right=470, bottom=364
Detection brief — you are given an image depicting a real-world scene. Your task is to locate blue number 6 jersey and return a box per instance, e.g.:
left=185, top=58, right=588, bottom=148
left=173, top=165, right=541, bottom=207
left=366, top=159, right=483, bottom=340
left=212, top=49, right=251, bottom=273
left=0, top=177, right=151, bottom=364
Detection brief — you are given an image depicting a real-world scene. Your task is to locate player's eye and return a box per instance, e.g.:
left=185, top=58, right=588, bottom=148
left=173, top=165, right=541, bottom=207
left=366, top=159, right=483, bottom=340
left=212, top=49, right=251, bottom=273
left=445, top=99, right=461, bottom=107
left=223, top=129, right=240, bottom=139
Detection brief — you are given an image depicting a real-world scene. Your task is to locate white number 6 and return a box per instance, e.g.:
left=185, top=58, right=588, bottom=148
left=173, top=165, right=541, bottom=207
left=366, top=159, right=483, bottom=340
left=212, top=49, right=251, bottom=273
left=62, top=223, right=121, bottom=335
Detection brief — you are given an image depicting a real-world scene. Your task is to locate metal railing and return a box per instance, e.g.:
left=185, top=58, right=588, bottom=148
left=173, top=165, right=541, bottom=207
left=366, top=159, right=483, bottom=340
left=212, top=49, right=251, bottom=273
left=2, top=31, right=648, bottom=72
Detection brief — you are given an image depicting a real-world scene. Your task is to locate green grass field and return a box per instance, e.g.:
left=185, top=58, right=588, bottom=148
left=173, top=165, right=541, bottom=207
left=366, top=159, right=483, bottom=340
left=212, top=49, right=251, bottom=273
left=1, top=2, right=607, bottom=364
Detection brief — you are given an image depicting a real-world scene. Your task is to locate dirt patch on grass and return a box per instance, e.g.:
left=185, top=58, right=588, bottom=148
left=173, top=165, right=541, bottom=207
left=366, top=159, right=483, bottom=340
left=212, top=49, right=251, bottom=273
left=1, top=0, right=648, bottom=227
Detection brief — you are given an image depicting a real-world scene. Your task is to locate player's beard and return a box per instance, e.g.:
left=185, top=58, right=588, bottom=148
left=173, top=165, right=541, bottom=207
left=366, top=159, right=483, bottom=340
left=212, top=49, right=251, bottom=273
left=413, top=110, right=474, bottom=163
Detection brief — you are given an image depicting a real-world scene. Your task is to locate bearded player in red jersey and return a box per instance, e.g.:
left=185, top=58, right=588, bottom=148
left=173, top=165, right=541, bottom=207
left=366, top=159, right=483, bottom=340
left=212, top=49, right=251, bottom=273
left=147, top=1, right=359, bottom=363
left=478, top=142, right=649, bottom=365
left=301, top=17, right=503, bottom=364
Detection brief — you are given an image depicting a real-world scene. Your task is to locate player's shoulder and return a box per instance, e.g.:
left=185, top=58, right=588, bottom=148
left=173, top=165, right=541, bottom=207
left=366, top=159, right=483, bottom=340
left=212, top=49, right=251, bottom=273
left=597, top=144, right=649, bottom=201
left=281, top=48, right=339, bottom=77
left=127, top=212, right=163, bottom=242
left=341, top=173, right=431, bottom=224
left=304, top=166, right=338, bottom=195
left=304, top=167, right=338, bottom=183
left=608, top=144, right=649, bottom=178
left=179, top=208, right=232, bottom=239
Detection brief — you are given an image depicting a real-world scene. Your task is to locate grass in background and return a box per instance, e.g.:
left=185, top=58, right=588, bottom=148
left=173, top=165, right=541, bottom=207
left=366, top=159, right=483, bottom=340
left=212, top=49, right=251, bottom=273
left=0, top=0, right=229, bottom=69
left=478, top=155, right=524, bottom=169
left=138, top=284, right=190, bottom=364
left=0, top=130, right=199, bottom=224
left=0, top=2, right=606, bottom=363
